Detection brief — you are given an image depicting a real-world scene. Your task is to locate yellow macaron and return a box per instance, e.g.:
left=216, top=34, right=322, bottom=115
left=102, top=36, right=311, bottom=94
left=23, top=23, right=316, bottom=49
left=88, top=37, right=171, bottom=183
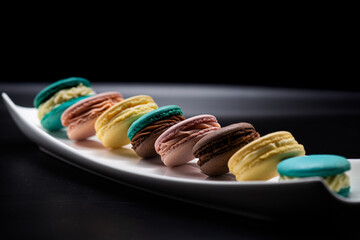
left=228, top=131, right=305, bottom=181
left=95, top=95, right=158, bottom=148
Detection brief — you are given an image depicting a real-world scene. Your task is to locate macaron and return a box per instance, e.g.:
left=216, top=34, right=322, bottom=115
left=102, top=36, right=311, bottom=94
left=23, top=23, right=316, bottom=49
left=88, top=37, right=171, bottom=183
left=61, top=92, right=123, bottom=140
left=95, top=95, right=158, bottom=148
left=155, top=114, right=221, bottom=167
left=127, top=105, right=185, bottom=158
left=277, top=154, right=351, bottom=196
left=34, top=77, right=95, bottom=131
left=193, top=123, right=260, bottom=176
left=228, top=131, right=305, bottom=181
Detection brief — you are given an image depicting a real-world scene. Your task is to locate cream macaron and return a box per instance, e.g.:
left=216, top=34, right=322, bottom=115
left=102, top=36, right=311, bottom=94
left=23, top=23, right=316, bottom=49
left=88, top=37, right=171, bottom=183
left=228, top=131, right=305, bottom=181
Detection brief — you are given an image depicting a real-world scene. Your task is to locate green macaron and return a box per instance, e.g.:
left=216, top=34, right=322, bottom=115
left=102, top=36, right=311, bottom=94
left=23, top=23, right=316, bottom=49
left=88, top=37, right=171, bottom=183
left=277, top=154, right=351, bottom=196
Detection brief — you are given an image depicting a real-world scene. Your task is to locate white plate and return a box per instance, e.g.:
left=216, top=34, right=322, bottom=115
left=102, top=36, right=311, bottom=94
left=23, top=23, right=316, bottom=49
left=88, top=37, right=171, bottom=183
left=3, top=92, right=360, bottom=220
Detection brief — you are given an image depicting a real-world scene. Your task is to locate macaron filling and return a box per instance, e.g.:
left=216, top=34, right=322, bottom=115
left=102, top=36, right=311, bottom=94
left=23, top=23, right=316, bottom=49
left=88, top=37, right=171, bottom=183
left=279, top=173, right=350, bottom=193
left=38, top=83, right=94, bottom=120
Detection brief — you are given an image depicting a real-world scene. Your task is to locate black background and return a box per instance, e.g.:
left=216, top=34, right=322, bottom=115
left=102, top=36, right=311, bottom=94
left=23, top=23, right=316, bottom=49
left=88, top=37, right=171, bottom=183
left=2, top=1, right=358, bottom=91
left=2, top=20, right=358, bottom=92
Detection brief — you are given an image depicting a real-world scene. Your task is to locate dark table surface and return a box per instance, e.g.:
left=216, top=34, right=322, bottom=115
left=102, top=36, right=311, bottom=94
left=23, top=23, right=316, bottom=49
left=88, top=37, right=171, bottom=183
left=1, top=83, right=360, bottom=239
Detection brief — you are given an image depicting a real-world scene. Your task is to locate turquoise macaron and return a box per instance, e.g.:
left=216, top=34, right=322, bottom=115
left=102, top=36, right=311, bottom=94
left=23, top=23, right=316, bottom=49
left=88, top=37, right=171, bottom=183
left=34, top=77, right=94, bottom=131
left=33, top=77, right=91, bottom=108
left=277, top=154, right=351, bottom=196
left=127, top=105, right=183, bottom=141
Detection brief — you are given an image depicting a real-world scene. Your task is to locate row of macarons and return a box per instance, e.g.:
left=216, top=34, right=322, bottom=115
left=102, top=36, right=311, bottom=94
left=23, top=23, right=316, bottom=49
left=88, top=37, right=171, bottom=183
left=34, top=77, right=351, bottom=196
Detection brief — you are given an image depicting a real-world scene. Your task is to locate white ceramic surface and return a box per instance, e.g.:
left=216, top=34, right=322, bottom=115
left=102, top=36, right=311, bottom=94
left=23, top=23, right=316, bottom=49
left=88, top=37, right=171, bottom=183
left=3, top=92, right=360, bottom=220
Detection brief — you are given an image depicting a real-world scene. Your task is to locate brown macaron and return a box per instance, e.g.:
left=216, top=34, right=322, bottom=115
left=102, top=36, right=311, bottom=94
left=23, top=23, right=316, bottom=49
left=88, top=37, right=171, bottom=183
left=193, top=122, right=260, bottom=176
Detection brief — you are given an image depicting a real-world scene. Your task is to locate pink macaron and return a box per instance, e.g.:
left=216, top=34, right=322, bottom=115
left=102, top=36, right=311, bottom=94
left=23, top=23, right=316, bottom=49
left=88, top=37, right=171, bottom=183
left=61, top=92, right=123, bottom=140
left=155, top=114, right=221, bottom=167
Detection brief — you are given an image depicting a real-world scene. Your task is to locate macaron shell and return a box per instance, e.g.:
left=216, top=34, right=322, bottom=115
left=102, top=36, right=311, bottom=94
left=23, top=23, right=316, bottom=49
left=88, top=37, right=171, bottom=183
left=95, top=95, right=156, bottom=132
left=41, top=95, right=90, bottom=131
left=34, top=77, right=91, bottom=108
left=133, top=131, right=162, bottom=158
left=97, top=114, right=149, bottom=148
left=277, top=154, right=351, bottom=178
left=66, top=118, right=97, bottom=140
left=338, top=186, right=350, bottom=197
left=199, top=148, right=238, bottom=176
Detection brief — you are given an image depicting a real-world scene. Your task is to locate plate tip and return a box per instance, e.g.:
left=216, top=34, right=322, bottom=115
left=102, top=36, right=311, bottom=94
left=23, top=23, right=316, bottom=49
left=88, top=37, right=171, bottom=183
left=2, top=92, right=9, bottom=102
left=2, top=92, right=15, bottom=109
